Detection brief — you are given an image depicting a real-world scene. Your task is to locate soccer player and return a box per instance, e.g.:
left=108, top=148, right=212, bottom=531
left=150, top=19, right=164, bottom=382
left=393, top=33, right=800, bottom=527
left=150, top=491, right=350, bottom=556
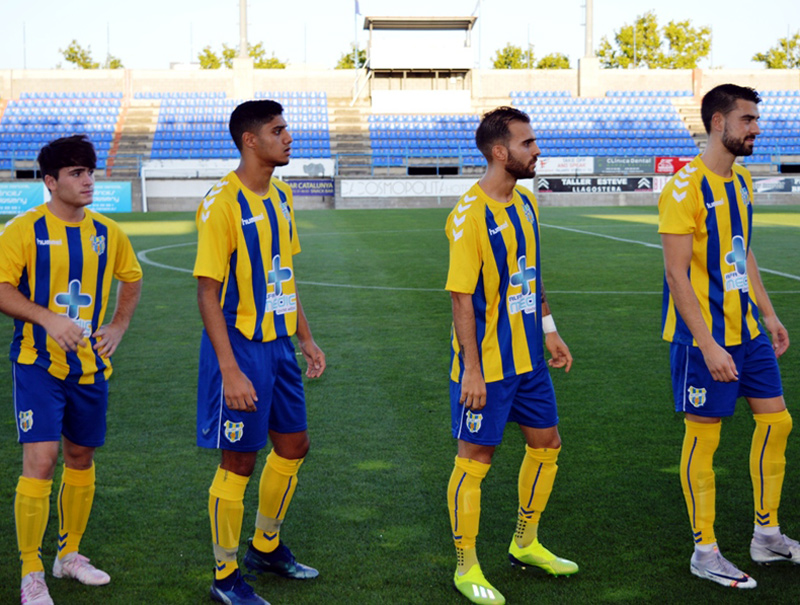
left=445, top=107, right=577, bottom=605
left=659, top=83, right=797, bottom=589
left=194, top=100, right=326, bottom=605
left=0, top=134, right=143, bottom=605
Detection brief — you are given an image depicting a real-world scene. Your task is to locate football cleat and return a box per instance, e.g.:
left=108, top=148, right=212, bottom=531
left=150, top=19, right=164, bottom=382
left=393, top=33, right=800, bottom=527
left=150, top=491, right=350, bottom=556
left=508, top=538, right=579, bottom=576
left=690, top=547, right=756, bottom=589
left=53, top=552, right=110, bottom=586
left=210, top=569, right=270, bottom=605
left=20, top=571, right=54, bottom=605
left=453, top=564, right=505, bottom=605
left=242, top=539, right=318, bottom=580
left=751, top=532, right=800, bottom=565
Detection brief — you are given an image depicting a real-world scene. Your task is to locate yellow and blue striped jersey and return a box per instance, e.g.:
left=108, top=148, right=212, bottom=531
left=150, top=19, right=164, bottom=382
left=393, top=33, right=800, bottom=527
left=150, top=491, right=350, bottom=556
left=0, top=204, right=142, bottom=383
left=658, top=155, right=763, bottom=346
left=445, top=182, right=544, bottom=383
left=193, top=171, right=301, bottom=342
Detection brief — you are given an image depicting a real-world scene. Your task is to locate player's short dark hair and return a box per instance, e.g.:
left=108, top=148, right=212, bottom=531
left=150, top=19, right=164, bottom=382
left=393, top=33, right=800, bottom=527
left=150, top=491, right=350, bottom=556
left=229, top=100, right=284, bottom=151
left=475, top=106, right=531, bottom=161
left=701, top=84, right=761, bottom=134
left=36, top=134, right=96, bottom=181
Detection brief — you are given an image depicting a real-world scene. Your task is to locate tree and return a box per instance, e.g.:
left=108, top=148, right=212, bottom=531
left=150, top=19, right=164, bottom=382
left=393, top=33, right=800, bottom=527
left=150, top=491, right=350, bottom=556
left=198, top=45, right=222, bottom=69
left=753, top=31, right=800, bottom=68
left=492, top=43, right=534, bottom=69
left=336, top=45, right=367, bottom=69
left=596, top=11, right=710, bottom=68
left=57, top=40, right=124, bottom=69
left=662, top=19, right=711, bottom=68
left=536, top=53, right=570, bottom=69
left=198, top=43, right=286, bottom=69
left=59, top=40, right=99, bottom=69
left=102, top=55, right=124, bottom=69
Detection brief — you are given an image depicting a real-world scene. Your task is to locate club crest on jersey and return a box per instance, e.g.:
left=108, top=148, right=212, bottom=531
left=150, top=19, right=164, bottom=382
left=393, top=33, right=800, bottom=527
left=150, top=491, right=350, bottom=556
left=522, top=202, right=535, bottom=225
left=18, top=410, right=34, bottom=432
left=466, top=411, right=483, bottom=434
left=90, top=234, right=106, bottom=255
left=223, top=421, right=244, bottom=443
left=280, top=199, right=291, bottom=222
left=687, top=386, right=707, bottom=408
left=741, top=186, right=750, bottom=206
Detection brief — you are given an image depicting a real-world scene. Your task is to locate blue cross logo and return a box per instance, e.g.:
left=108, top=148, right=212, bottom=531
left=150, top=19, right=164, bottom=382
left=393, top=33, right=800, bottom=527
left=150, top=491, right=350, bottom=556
left=510, top=256, right=537, bottom=295
left=54, top=279, right=92, bottom=319
left=724, top=236, right=747, bottom=275
left=267, top=255, right=293, bottom=296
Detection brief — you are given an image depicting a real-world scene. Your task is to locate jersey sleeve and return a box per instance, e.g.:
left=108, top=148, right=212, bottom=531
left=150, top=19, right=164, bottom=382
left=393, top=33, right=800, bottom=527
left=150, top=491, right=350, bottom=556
left=193, top=192, right=235, bottom=282
left=658, top=174, right=700, bottom=235
left=0, top=217, right=28, bottom=287
left=445, top=210, right=482, bottom=294
left=111, top=224, right=143, bottom=282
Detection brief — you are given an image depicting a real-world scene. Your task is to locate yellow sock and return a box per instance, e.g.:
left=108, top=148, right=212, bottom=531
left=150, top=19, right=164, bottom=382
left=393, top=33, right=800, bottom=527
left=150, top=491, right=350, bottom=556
left=448, top=456, right=490, bottom=573
left=57, top=464, right=96, bottom=559
left=681, top=419, right=720, bottom=546
left=515, top=445, right=560, bottom=547
left=15, top=476, right=52, bottom=578
left=751, top=410, right=792, bottom=528
left=209, top=466, right=250, bottom=580
left=252, top=450, right=304, bottom=554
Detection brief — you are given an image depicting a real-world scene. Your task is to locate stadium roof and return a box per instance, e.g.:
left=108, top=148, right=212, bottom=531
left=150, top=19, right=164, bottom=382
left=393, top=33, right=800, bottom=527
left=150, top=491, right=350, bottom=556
left=362, top=16, right=476, bottom=31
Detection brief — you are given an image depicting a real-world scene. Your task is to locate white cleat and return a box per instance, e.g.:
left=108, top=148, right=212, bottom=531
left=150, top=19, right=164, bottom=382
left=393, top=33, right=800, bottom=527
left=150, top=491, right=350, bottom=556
left=690, top=547, right=756, bottom=589
left=53, top=552, right=110, bottom=586
left=751, top=532, right=800, bottom=565
left=20, top=571, right=54, bottom=605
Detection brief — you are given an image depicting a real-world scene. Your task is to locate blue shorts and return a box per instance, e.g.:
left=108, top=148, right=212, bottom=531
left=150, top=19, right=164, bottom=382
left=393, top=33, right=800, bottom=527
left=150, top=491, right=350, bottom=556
left=671, top=333, right=783, bottom=417
left=12, top=362, right=108, bottom=446
left=451, top=361, right=559, bottom=446
left=197, top=328, right=307, bottom=452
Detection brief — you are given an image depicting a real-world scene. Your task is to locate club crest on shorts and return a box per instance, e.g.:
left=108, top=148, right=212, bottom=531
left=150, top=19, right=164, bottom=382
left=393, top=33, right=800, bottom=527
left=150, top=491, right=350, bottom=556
left=18, top=410, right=34, bottom=432
left=223, top=420, right=244, bottom=443
left=90, top=234, right=106, bottom=255
left=466, top=410, right=483, bottom=433
left=687, top=386, right=707, bottom=408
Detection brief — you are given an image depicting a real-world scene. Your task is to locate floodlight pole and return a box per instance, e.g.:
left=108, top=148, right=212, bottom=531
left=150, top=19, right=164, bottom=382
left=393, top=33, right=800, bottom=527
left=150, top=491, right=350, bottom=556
left=239, top=0, right=248, bottom=58
left=584, top=0, right=593, bottom=57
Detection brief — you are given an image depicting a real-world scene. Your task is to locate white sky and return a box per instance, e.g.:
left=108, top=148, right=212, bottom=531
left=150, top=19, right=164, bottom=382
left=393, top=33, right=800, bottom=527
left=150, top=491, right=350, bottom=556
left=0, top=0, right=797, bottom=71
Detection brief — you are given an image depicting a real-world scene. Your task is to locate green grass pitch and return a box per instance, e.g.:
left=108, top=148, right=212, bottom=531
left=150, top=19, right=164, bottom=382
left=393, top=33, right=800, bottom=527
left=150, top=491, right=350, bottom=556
left=0, top=204, right=798, bottom=603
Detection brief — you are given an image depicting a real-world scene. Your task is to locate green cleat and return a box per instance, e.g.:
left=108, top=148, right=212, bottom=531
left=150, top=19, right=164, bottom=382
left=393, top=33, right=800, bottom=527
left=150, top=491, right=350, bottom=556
left=453, top=564, right=505, bottom=605
left=508, top=538, right=579, bottom=576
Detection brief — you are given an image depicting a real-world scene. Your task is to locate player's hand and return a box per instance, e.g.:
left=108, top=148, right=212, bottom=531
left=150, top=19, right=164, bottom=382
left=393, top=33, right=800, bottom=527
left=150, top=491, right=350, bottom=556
left=763, top=315, right=790, bottom=358
left=460, top=366, right=487, bottom=410
left=92, top=322, right=126, bottom=358
left=44, top=314, right=87, bottom=352
left=545, top=332, right=572, bottom=372
left=221, top=367, right=258, bottom=412
left=299, top=338, right=326, bottom=378
left=701, top=342, right=738, bottom=382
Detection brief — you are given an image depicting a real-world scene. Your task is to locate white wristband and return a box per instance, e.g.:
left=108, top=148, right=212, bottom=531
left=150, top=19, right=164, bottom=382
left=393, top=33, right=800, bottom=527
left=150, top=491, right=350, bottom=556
left=542, top=314, right=557, bottom=334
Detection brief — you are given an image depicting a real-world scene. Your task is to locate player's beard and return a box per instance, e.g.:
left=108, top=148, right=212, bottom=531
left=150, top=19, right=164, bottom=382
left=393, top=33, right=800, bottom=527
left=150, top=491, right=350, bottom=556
left=722, top=126, right=755, bottom=157
left=505, top=149, right=536, bottom=179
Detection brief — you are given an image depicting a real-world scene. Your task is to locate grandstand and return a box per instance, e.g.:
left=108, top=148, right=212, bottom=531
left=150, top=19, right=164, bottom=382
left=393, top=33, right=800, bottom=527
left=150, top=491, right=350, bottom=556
left=2, top=81, right=799, bottom=178
left=0, top=34, right=799, bottom=209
